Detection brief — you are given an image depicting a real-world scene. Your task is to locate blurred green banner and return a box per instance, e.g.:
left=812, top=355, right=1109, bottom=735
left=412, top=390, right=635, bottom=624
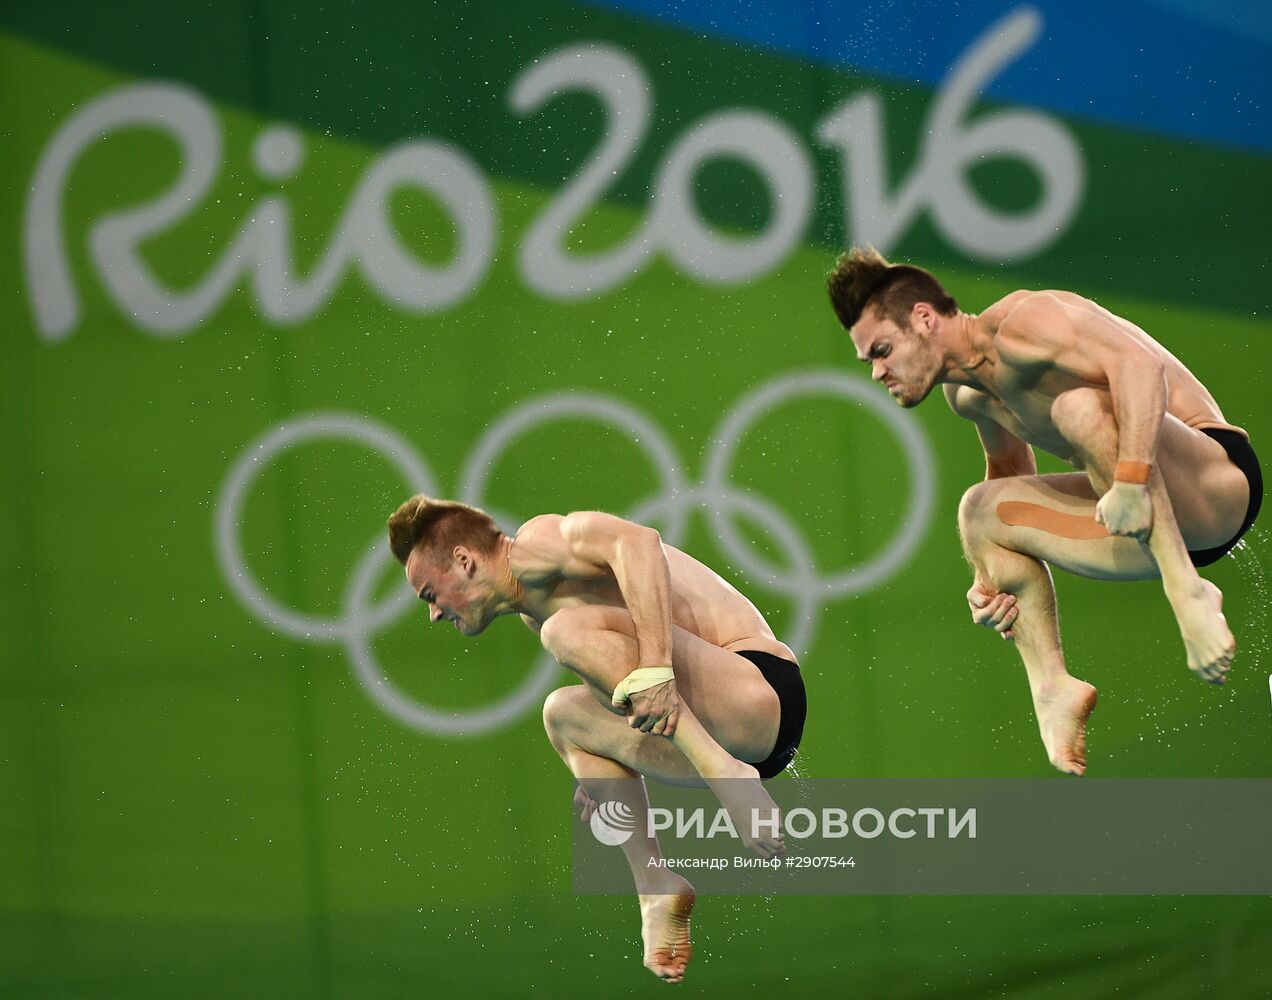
left=3, top=2, right=1270, bottom=996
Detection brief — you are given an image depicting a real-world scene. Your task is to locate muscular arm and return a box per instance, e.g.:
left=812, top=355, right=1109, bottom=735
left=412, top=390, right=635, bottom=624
left=999, top=298, right=1168, bottom=469
left=1102, top=342, right=1167, bottom=471
left=944, top=384, right=1033, bottom=639
left=556, top=511, right=674, bottom=669
left=512, top=513, right=682, bottom=733
left=999, top=296, right=1168, bottom=538
left=943, top=384, right=1037, bottom=480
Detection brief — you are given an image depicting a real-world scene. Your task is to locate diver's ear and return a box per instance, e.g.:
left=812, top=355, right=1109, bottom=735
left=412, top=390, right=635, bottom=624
left=912, top=301, right=936, bottom=334
left=453, top=545, right=476, bottom=576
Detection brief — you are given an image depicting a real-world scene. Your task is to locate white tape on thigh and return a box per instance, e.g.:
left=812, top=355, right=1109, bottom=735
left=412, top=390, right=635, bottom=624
left=611, top=666, right=675, bottom=708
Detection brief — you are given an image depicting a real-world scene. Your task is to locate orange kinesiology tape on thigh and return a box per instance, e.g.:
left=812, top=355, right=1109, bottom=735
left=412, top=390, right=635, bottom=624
left=996, top=501, right=1112, bottom=540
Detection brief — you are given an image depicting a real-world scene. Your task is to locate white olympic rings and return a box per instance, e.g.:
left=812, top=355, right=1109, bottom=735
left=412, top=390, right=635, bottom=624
left=213, top=368, right=936, bottom=738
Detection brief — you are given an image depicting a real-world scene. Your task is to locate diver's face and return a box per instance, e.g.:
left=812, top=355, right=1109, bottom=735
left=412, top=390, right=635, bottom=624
left=404, top=547, right=492, bottom=636
left=850, top=307, right=938, bottom=408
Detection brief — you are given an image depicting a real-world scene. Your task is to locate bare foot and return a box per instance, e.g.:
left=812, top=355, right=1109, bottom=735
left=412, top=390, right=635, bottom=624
left=1173, top=579, right=1235, bottom=684
left=1032, top=677, right=1098, bottom=776
left=700, top=759, right=784, bottom=857
left=639, top=875, right=695, bottom=984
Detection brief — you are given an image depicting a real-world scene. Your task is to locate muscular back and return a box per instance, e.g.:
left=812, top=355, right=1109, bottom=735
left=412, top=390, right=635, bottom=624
left=948, top=290, right=1243, bottom=460
left=662, top=545, right=791, bottom=654
left=509, top=514, right=794, bottom=659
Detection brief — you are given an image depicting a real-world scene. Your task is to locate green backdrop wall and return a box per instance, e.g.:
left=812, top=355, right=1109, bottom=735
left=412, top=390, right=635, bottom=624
left=3, top=1, right=1270, bottom=996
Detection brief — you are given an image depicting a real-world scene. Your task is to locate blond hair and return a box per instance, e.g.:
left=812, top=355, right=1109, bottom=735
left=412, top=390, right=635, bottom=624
left=386, top=495, right=503, bottom=566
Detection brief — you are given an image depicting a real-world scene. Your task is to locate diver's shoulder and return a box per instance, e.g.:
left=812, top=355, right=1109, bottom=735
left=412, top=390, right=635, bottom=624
left=976, top=289, right=1036, bottom=332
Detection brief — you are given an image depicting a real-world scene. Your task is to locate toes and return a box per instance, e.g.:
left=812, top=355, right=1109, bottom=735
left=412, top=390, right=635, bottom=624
left=1199, top=657, right=1233, bottom=683
left=647, top=958, right=687, bottom=983
left=1049, top=747, right=1086, bottom=776
left=1192, top=658, right=1233, bottom=684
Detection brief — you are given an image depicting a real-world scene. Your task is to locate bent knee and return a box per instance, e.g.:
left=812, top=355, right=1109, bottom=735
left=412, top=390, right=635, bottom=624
left=958, top=480, right=1006, bottom=533
left=539, top=604, right=633, bottom=662
left=538, top=606, right=593, bottom=658
left=542, top=685, right=588, bottom=739
left=1051, top=387, right=1112, bottom=442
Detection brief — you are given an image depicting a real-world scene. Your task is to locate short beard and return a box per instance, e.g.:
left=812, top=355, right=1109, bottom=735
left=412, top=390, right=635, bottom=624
left=898, top=376, right=937, bottom=408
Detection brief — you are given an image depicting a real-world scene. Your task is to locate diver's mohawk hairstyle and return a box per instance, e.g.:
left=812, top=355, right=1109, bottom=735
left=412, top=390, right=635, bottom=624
left=825, top=246, right=893, bottom=330
left=826, top=247, right=957, bottom=330
left=387, top=495, right=502, bottom=566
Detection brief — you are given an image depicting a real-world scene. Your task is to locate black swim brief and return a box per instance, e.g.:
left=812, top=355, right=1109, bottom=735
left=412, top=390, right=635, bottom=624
left=736, top=649, right=806, bottom=781
left=1187, top=428, right=1263, bottom=568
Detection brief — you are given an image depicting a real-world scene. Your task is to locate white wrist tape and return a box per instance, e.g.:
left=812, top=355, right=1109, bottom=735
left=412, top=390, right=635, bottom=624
left=611, top=666, right=674, bottom=708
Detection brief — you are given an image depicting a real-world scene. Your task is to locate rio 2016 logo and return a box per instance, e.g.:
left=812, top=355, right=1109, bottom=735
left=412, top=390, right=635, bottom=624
left=26, top=6, right=1080, bottom=341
